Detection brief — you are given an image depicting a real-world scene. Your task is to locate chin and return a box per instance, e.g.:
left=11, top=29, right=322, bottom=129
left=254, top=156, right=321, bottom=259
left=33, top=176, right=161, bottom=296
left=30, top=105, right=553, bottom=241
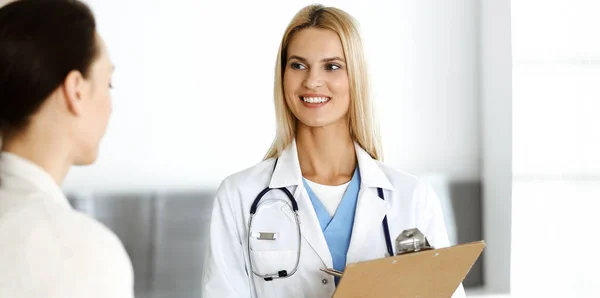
left=73, top=150, right=99, bottom=166
left=297, top=115, right=343, bottom=129
left=301, top=121, right=330, bottom=128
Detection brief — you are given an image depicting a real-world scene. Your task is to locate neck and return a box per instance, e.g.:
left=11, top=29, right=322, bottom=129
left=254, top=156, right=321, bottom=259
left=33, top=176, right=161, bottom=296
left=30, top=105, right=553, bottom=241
left=296, top=120, right=356, bottom=186
left=2, top=131, right=72, bottom=186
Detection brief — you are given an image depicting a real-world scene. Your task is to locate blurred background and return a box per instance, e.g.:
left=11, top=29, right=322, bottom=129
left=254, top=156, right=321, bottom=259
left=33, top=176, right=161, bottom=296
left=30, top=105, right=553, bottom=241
left=3, top=0, right=598, bottom=297
left=69, top=1, right=499, bottom=296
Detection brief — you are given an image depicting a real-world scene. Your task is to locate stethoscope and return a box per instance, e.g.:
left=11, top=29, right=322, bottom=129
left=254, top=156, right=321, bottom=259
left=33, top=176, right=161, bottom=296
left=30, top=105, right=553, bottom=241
left=247, top=159, right=394, bottom=282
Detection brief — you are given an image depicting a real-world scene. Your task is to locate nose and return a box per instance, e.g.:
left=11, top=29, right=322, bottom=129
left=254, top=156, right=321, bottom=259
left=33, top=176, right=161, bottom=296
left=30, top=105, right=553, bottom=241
left=302, top=69, right=324, bottom=90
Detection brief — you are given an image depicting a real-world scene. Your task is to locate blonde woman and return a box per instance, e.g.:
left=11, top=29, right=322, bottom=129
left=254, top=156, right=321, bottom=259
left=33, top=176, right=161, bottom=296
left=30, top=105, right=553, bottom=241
left=202, top=4, right=465, bottom=298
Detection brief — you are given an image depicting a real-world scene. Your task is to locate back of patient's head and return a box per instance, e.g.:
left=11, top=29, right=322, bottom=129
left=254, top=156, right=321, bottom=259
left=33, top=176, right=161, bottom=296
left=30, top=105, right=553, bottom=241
left=0, top=0, right=98, bottom=138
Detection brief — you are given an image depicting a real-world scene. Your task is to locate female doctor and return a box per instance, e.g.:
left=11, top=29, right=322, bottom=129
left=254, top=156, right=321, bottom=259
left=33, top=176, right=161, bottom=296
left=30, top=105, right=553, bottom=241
left=202, top=4, right=465, bottom=298
left=0, top=1, right=133, bottom=297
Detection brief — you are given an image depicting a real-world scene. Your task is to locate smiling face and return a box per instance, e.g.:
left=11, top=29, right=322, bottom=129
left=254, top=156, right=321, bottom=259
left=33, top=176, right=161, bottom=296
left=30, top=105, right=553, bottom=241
left=283, top=27, right=351, bottom=129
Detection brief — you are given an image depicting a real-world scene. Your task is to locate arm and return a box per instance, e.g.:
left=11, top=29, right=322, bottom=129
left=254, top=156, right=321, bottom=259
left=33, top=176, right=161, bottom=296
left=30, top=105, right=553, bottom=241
left=202, top=180, right=252, bottom=298
left=418, top=182, right=467, bottom=298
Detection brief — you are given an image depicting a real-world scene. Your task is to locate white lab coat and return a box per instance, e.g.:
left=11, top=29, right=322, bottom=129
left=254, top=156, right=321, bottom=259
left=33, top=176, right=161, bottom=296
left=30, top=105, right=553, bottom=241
left=202, top=140, right=466, bottom=298
left=0, top=152, right=135, bottom=298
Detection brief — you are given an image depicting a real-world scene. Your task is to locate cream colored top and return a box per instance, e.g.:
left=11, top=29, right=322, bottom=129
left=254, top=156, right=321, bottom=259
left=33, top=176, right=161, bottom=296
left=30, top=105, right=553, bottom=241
left=0, top=152, right=134, bottom=298
left=304, top=179, right=350, bottom=217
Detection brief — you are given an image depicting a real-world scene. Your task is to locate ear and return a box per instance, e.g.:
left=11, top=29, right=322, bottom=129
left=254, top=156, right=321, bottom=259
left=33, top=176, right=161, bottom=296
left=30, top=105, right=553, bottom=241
left=61, top=70, right=87, bottom=117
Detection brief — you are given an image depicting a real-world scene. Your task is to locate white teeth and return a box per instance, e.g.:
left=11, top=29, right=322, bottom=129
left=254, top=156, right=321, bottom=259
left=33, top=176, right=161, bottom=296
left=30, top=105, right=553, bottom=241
left=302, top=96, right=330, bottom=103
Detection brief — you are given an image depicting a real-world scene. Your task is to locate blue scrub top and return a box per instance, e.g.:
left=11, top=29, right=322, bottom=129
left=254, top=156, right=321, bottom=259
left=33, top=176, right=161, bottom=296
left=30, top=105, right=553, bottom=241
left=303, top=167, right=361, bottom=285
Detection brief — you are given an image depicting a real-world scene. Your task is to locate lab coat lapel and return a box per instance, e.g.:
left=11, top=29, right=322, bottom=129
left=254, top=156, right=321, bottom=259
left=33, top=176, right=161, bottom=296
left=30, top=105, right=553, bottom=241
left=288, top=186, right=333, bottom=268
left=346, top=144, right=394, bottom=263
left=271, top=140, right=333, bottom=268
left=345, top=188, right=389, bottom=264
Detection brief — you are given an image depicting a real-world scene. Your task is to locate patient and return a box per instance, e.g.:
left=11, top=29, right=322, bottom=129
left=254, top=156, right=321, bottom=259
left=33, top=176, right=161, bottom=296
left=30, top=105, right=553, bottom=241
left=0, top=0, right=134, bottom=297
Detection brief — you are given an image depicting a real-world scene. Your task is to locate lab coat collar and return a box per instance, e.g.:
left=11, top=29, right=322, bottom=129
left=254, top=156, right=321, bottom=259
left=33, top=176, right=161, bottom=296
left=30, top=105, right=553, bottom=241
left=268, top=139, right=303, bottom=189
left=274, top=139, right=394, bottom=267
left=0, top=151, right=70, bottom=209
left=354, top=143, right=394, bottom=191
left=269, top=139, right=394, bottom=191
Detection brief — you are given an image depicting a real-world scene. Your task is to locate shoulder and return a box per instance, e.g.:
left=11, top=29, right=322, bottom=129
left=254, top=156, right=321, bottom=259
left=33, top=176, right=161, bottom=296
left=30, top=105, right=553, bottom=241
left=0, top=202, right=134, bottom=296
left=47, top=207, right=134, bottom=276
left=14, top=201, right=131, bottom=263
left=216, top=158, right=277, bottom=196
left=376, top=161, right=431, bottom=196
left=375, top=161, right=442, bottom=216
left=376, top=162, right=451, bottom=246
left=61, top=210, right=132, bottom=263
left=56, top=211, right=134, bottom=290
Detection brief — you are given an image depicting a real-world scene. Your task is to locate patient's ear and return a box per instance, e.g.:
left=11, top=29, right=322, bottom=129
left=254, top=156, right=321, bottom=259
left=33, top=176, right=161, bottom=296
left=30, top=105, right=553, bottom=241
left=61, top=70, right=88, bottom=117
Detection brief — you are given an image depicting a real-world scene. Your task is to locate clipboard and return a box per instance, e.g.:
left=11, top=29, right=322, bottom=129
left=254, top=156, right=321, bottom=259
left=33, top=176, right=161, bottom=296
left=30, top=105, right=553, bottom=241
left=321, top=229, right=485, bottom=298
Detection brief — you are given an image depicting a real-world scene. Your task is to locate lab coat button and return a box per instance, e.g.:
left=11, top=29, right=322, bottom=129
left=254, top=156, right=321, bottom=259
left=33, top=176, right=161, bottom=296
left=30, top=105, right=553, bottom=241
left=322, top=278, right=328, bottom=285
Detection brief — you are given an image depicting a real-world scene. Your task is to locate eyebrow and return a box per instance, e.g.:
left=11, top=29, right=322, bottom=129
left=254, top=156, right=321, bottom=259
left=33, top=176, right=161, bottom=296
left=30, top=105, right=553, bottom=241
left=288, top=55, right=346, bottom=63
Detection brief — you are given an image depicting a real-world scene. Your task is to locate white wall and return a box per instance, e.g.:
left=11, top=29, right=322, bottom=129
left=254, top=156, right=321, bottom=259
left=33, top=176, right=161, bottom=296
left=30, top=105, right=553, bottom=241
left=62, top=0, right=481, bottom=194
left=479, top=0, right=512, bottom=294
left=511, top=1, right=600, bottom=297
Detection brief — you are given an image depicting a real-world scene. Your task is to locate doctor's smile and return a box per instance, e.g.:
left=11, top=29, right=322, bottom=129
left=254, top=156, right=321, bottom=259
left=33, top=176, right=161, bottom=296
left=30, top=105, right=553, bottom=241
left=300, top=94, right=332, bottom=107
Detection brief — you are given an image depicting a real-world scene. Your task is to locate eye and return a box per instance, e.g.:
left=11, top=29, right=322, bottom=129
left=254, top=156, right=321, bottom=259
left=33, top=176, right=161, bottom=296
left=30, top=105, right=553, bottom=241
left=326, top=63, right=341, bottom=71
left=290, top=62, right=307, bottom=70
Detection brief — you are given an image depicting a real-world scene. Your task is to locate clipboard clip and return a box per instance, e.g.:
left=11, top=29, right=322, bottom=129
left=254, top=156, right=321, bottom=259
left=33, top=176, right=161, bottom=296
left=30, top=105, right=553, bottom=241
left=395, top=228, right=434, bottom=255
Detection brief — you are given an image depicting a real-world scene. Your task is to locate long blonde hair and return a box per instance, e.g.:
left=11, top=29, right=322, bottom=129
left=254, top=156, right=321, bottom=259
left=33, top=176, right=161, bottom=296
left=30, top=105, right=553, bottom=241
left=264, top=4, right=383, bottom=161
